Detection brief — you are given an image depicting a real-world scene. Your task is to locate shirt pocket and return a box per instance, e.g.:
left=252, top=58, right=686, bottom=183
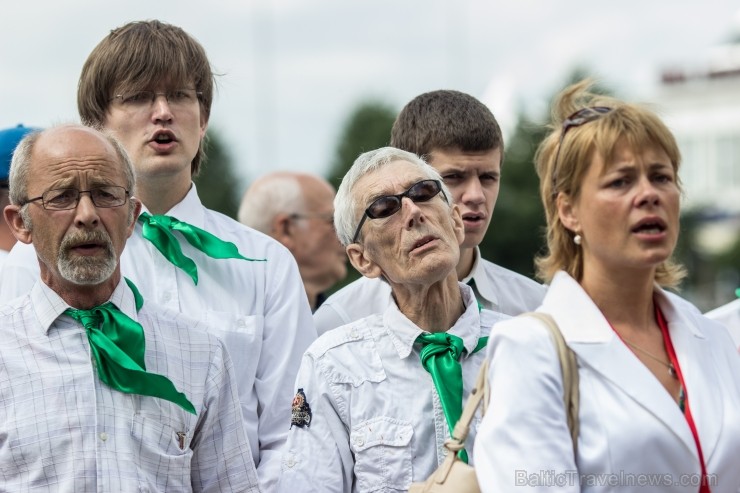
left=130, top=412, right=192, bottom=487
left=351, top=416, right=414, bottom=492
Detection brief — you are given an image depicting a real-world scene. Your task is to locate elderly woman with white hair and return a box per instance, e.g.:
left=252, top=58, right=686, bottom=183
left=277, top=147, right=504, bottom=492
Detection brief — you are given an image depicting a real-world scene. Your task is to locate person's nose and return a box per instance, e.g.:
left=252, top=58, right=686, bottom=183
left=461, top=177, right=485, bottom=205
left=73, top=192, right=101, bottom=229
left=150, top=93, right=174, bottom=123
left=401, top=196, right=425, bottom=230
left=635, top=176, right=660, bottom=208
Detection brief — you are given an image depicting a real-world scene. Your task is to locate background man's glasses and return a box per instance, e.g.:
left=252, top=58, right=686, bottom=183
left=551, top=106, right=612, bottom=194
left=352, top=179, right=446, bottom=243
left=22, top=186, right=130, bottom=210
left=290, top=213, right=334, bottom=226
left=109, top=89, right=202, bottom=109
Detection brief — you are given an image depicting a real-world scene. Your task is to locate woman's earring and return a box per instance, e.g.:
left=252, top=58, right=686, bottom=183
left=574, top=234, right=582, bottom=246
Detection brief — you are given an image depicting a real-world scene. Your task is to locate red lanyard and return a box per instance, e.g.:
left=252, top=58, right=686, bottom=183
left=656, top=307, right=711, bottom=493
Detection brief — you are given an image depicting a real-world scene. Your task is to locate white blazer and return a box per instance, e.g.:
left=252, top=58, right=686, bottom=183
left=475, top=271, right=740, bottom=492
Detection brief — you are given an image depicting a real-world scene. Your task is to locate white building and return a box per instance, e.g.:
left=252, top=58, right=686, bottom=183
left=653, top=33, right=740, bottom=309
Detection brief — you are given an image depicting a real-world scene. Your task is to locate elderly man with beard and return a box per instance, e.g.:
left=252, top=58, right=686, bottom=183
left=0, top=125, right=259, bottom=492
left=277, top=147, right=508, bottom=492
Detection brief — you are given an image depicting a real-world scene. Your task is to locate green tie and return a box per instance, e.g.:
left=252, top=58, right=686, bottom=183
left=417, top=332, right=488, bottom=463
left=138, top=211, right=265, bottom=284
left=65, top=279, right=196, bottom=415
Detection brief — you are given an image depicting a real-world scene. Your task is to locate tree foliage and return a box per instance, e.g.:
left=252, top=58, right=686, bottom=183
left=194, top=129, right=242, bottom=219
left=326, top=100, right=397, bottom=191
left=480, top=113, right=548, bottom=280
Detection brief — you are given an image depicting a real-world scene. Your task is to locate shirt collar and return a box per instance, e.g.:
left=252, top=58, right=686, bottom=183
left=384, top=282, right=482, bottom=359
left=137, top=182, right=205, bottom=228
left=31, top=278, right=140, bottom=335
left=460, top=247, right=499, bottom=310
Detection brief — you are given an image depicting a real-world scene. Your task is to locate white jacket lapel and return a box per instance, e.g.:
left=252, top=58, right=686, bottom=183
left=541, top=272, right=699, bottom=458
left=657, top=290, right=723, bottom=464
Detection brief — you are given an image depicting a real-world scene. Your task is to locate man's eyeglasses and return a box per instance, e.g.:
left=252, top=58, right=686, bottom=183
left=109, top=89, right=202, bottom=109
left=352, top=179, right=446, bottom=243
left=552, top=106, right=612, bottom=193
left=290, top=213, right=334, bottom=225
left=22, top=186, right=130, bottom=210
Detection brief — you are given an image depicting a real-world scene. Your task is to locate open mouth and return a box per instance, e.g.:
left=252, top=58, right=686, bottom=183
left=462, top=213, right=485, bottom=224
left=151, top=130, right=176, bottom=144
left=68, top=241, right=106, bottom=255
left=631, top=219, right=666, bottom=234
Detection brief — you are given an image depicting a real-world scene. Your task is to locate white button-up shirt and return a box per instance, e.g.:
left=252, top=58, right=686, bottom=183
left=0, top=184, right=316, bottom=490
left=278, top=283, right=509, bottom=493
left=0, top=279, right=259, bottom=492
left=313, top=247, right=546, bottom=335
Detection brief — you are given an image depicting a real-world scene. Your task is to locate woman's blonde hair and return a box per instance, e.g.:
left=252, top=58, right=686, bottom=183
left=534, top=79, right=686, bottom=288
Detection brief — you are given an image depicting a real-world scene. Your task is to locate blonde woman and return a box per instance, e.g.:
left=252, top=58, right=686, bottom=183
left=474, top=81, right=740, bottom=492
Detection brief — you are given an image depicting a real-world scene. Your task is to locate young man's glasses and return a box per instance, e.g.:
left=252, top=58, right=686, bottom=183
left=352, top=179, right=446, bottom=243
left=109, top=89, right=202, bottom=110
left=22, top=186, right=130, bottom=210
left=551, top=106, right=612, bottom=193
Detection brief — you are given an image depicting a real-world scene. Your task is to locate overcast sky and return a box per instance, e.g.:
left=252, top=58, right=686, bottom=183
left=2, top=0, right=738, bottom=189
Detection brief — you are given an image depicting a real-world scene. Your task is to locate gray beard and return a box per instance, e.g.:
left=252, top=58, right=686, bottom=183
left=57, top=230, right=117, bottom=286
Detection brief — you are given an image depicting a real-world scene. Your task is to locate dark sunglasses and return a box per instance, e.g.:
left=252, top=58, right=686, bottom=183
left=551, top=106, right=612, bottom=193
left=352, top=179, right=446, bottom=243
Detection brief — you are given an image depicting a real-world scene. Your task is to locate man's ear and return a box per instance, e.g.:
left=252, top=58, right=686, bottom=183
left=450, top=204, right=465, bottom=246
left=270, top=213, right=295, bottom=249
left=346, top=243, right=383, bottom=279
left=4, top=204, right=33, bottom=244
left=126, top=198, right=143, bottom=239
left=556, top=192, right=580, bottom=233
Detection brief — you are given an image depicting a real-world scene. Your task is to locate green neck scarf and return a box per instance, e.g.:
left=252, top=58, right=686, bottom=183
left=65, top=279, right=196, bottom=414
left=138, top=211, right=265, bottom=285
left=416, top=331, right=488, bottom=463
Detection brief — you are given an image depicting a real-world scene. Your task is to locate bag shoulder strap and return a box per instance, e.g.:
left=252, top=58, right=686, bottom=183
left=448, top=359, right=488, bottom=446
left=523, top=311, right=580, bottom=454
left=432, top=359, right=488, bottom=484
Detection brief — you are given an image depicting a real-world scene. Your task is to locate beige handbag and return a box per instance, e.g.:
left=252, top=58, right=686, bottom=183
left=408, top=312, right=579, bottom=493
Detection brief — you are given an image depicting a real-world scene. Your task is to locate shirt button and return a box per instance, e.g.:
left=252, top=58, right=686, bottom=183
left=237, top=319, right=247, bottom=329
left=161, top=292, right=171, bottom=303
left=350, top=328, right=360, bottom=340
left=99, top=432, right=108, bottom=442
left=354, top=435, right=364, bottom=447
left=285, top=456, right=295, bottom=468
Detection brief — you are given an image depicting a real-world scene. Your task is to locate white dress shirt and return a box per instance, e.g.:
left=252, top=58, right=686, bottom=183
left=705, top=298, right=740, bottom=350
left=0, top=184, right=316, bottom=490
left=0, top=279, right=259, bottom=492
left=278, top=283, right=510, bottom=493
left=475, top=271, right=740, bottom=492
left=313, top=247, right=546, bottom=335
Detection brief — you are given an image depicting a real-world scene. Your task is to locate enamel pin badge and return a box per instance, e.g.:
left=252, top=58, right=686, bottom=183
left=291, top=388, right=312, bottom=428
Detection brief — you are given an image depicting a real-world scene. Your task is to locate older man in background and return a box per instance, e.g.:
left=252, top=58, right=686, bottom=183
left=0, top=124, right=258, bottom=491
left=239, top=172, right=347, bottom=311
